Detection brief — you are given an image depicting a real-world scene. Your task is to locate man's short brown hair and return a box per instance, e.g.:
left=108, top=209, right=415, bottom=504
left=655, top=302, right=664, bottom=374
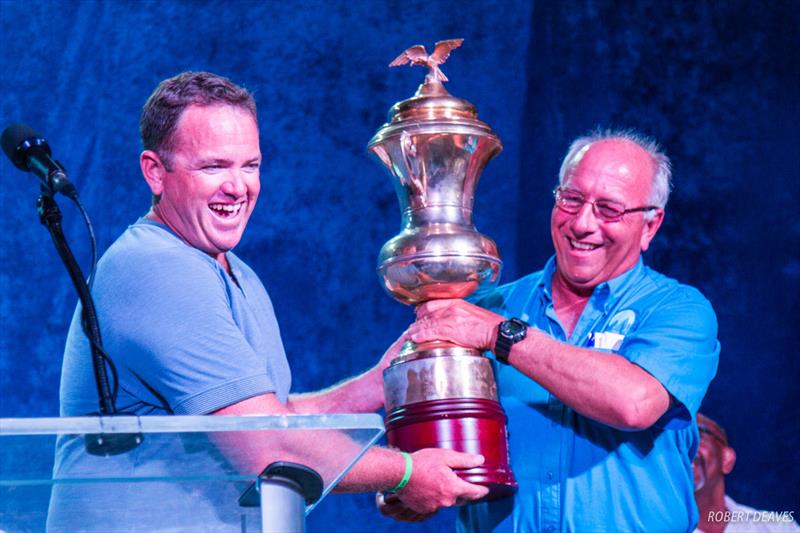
left=139, top=71, right=257, bottom=169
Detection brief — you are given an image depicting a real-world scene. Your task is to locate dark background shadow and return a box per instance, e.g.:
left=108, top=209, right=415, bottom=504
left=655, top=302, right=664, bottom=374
left=1, top=1, right=797, bottom=530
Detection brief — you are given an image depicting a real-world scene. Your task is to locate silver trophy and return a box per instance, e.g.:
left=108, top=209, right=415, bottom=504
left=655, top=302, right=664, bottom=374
left=368, top=39, right=516, bottom=498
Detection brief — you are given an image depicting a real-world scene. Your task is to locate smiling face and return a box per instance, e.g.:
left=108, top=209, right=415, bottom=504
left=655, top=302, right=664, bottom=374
left=140, top=104, right=261, bottom=265
left=551, top=138, right=664, bottom=295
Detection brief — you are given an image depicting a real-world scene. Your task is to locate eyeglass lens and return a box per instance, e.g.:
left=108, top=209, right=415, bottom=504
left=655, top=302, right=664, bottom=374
left=555, top=188, right=626, bottom=220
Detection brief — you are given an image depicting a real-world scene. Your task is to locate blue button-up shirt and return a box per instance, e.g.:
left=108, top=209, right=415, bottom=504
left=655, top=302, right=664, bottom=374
left=458, top=257, right=720, bottom=533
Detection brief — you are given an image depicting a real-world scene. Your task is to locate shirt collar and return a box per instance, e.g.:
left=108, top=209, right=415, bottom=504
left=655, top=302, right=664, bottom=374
left=539, top=256, right=557, bottom=302
left=604, top=256, right=646, bottom=300
left=542, top=255, right=646, bottom=309
left=134, top=216, right=239, bottom=272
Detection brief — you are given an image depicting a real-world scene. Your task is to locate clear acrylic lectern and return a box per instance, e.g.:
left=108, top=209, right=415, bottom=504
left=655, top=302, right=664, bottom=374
left=0, top=414, right=384, bottom=532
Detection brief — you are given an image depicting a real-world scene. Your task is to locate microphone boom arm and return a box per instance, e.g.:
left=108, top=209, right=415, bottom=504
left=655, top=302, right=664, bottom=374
left=37, top=189, right=115, bottom=415
left=5, top=123, right=141, bottom=455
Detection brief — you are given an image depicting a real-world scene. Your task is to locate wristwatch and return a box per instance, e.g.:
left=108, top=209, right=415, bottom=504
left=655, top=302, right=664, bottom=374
left=494, top=318, right=528, bottom=364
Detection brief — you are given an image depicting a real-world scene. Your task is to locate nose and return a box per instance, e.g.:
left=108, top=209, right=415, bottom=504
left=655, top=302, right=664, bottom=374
left=221, top=170, right=247, bottom=197
left=571, top=200, right=599, bottom=233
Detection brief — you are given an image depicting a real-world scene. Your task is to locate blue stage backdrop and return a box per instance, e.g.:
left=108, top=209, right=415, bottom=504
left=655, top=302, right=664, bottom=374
left=1, top=0, right=797, bottom=530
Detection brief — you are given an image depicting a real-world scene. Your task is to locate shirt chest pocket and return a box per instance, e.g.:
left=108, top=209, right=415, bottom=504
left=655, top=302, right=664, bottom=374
left=585, top=308, right=637, bottom=352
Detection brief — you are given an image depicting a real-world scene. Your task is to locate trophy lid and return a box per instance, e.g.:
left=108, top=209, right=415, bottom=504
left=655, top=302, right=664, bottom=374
left=368, top=39, right=499, bottom=146
left=387, top=76, right=476, bottom=121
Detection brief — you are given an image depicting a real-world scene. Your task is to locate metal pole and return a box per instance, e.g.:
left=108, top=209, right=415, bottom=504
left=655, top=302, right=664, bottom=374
left=258, top=475, right=306, bottom=533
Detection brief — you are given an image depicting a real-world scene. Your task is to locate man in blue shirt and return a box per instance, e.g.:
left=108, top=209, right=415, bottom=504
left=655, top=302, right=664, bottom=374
left=404, top=131, right=720, bottom=531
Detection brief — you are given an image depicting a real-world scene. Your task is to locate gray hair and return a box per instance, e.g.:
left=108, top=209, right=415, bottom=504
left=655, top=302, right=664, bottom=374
left=140, top=71, right=257, bottom=170
left=558, top=129, right=672, bottom=220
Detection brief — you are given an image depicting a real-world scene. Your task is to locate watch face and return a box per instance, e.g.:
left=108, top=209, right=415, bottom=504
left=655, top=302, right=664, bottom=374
left=501, top=320, right=524, bottom=336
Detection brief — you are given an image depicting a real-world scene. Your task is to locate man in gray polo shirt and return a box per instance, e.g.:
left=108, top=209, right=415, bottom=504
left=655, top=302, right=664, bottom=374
left=48, top=71, right=487, bottom=531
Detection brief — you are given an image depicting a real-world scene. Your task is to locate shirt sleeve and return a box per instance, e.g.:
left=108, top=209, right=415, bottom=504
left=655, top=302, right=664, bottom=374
left=621, top=285, right=720, bottom=429
left=95, top=245, right=278, bottom=415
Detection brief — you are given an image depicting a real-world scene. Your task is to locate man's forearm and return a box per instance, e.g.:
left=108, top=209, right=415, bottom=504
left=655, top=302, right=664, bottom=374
left=334, top=445, right=407, bottom=493
left=288, top=366, right=385, bottom=414
left=410, top=299, right=671, bottom=430
left=212, top=384, right=489, bottom=513
left=507, top=329, right=670, bottom=430
left=289, top=333, right=409, bottom=414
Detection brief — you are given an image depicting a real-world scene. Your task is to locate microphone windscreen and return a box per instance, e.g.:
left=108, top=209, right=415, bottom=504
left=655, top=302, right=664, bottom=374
left=2, top=123, right=43, bottom=170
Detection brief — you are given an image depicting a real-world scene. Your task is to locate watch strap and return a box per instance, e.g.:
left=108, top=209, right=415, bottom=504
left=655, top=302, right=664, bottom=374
left=494, top=318, right=528, bottom=365
left=494, top=334, right=514, bottom=365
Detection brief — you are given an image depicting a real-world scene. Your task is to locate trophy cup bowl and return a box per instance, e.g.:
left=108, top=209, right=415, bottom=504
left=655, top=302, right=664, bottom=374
left=378, top=225, right=502, bottom=303
left=369, top=40, right=516, bottom=500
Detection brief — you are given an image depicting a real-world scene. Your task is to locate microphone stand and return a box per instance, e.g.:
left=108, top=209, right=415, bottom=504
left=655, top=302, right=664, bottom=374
left=37, top=185, right=142, bottom=455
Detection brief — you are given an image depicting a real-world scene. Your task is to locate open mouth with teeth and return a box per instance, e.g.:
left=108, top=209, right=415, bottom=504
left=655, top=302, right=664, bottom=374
left=209, top=202, right=244, bottom=219
left=568, top=238, right=601, bottom=251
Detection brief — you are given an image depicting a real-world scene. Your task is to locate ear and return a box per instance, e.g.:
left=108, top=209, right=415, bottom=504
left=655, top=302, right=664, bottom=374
left=721, top=446, right=737, bottom=475
left=640, top=209, right=665, bottom=252
left=140, top=150, right=167, bottom=196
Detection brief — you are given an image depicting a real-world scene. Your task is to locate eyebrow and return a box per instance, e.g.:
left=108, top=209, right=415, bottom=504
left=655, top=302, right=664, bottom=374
left=195, top=157, right=261, bottom=166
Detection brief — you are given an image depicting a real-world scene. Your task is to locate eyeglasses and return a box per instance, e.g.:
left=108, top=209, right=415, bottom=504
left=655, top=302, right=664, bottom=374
left=553, top=187, right=659, bottom=222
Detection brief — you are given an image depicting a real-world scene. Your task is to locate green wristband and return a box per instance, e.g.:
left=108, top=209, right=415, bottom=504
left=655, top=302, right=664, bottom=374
left=388, top=451, right=413, bottom=493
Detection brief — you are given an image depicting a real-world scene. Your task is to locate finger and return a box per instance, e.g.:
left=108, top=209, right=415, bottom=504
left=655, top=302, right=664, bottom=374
left=389, top=330, right=412, bottom=352
left=380, top=505, right=417, bottom=522
left=406, top=322, right=423, bottom=337
left=407, top=322, right=431, bottom=342
left=409, top=323, right=456, bottom=345
left=383, top=492, right=401, bottom=505
left=443, top=451, right=486, bottom=469
left=378, top=491, right=408, bottom=512
left=416, top=299, right=459, bottom=317
left=376, top=493, right=404, bottom=518
left=380, top=500, right=417, bottom=518
left=396, top=509, right=437, bottom=522
left=453, top=479, right=490, bottom=501
left=377, top=493, right=436, bottom=522
left=410, top=329, right=449, bottom=345
left=387, top=508, right=435, bottom=522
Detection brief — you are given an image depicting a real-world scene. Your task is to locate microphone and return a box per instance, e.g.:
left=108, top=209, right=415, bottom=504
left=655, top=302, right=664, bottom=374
left=2, top=123, right=77, bottom=198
